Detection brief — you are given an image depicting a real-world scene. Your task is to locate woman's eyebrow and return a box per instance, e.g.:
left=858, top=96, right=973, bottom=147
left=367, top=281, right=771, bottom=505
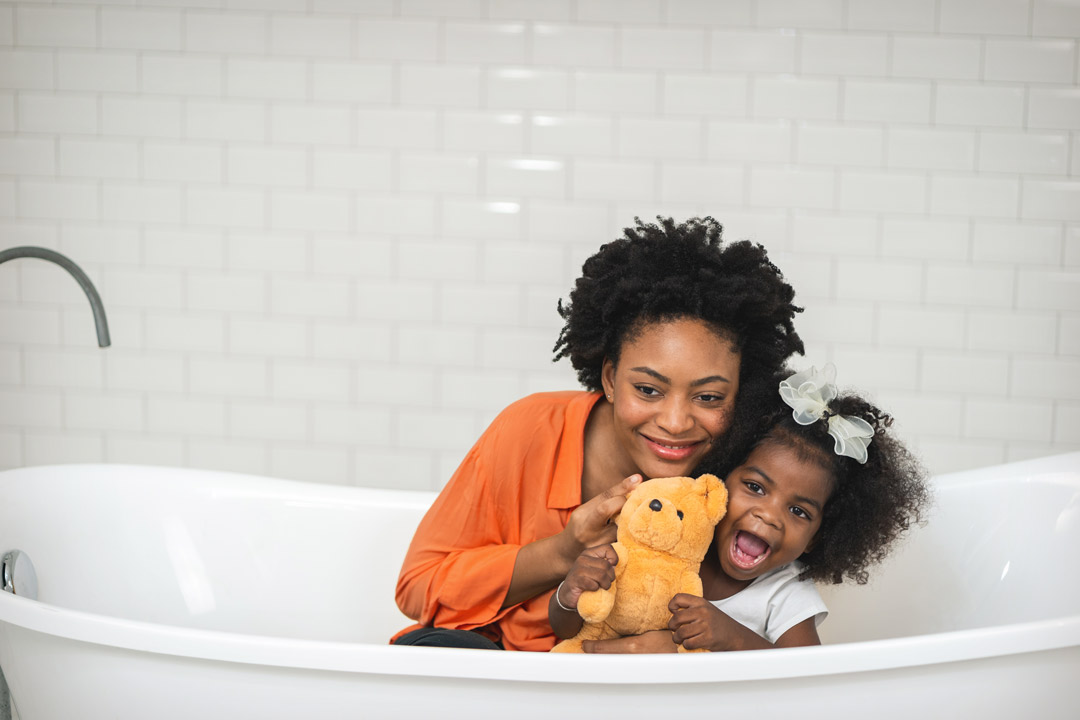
left=630, top=366, right=669, bottom=383
left=691, top=375, right=732, bottom=387
left=629, top=367, right=732, bottom=386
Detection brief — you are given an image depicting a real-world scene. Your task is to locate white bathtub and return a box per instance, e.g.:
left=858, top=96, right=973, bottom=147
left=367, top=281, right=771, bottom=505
left=0, top=454, right=1077, bottom=719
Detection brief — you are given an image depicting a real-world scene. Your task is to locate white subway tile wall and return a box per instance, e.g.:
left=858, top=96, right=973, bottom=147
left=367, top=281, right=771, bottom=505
left=0, top=0, right=1077, bottom=486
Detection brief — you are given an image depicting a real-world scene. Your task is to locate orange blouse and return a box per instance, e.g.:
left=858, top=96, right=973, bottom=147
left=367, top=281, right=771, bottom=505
left=394, top=391, right=602, bottom=652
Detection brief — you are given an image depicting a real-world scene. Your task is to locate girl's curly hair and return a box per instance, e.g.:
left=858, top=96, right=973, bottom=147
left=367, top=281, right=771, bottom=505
left=711, top=374, right=931, bottom=585
left=553, top=217, right=804, bottom=392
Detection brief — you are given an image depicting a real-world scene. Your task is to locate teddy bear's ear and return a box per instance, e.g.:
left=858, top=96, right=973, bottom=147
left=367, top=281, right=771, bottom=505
left=698, top=474, right=728, bottom=524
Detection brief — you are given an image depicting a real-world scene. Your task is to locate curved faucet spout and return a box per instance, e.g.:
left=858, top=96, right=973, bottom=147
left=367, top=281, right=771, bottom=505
left=0, top=246, right=111, bottom=347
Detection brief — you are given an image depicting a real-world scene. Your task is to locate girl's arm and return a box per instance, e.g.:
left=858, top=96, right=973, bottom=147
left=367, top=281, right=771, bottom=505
left=771, top=616, right=821, bottom=648
left=667, top=594, right=821, bottom=651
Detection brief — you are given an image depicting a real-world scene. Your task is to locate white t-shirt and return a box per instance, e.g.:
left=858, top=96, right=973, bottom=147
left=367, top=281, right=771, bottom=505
left=710, top=561, right=828, bottom=644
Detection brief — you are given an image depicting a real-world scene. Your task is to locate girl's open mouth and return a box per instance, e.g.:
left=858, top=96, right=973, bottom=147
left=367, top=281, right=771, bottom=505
left=730, top=530, right=771, bottom=570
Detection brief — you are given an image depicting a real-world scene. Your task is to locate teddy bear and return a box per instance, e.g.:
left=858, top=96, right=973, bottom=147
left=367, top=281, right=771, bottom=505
left=550, top=473, right=727, bottom=653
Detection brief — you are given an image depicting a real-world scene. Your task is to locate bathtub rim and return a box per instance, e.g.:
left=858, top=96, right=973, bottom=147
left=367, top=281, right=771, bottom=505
left=2, top=589, right=1078, bottom=685
left=2, top=452, right=1078, bottom=685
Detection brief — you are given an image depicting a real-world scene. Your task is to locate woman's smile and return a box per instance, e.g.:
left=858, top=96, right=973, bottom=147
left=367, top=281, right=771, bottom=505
left=641, top=434, right=704, bottom=461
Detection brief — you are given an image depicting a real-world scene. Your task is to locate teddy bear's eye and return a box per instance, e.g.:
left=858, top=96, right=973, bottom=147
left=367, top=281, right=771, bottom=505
left=676, top=510, right=684, bottom=520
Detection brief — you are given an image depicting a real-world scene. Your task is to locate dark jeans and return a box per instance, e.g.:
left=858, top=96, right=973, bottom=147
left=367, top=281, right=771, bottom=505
left=394, top=627, right=503, bottom=650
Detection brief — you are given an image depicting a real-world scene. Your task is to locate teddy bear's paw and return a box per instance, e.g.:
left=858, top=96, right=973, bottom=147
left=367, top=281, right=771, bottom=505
left=550, top=638, right=584, bottom=653
left=576, top=588, right=615, bottom=623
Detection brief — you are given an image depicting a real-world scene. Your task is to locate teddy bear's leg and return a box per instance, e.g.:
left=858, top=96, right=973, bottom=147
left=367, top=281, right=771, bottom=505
left=676, top=644, right=709, bottom=654
left=550, top=637, right=584, bottom=653
left=549, top=621, right=619, bottom=653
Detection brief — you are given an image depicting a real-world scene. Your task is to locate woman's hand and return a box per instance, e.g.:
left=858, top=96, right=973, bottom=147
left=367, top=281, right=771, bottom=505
left=581, top=629, right=679, bottom=654
left=549, top=543, right=619, bottom=639
left=559, top=474, right=641, bottom=562
left=507, top=474, right=640, bottom=611
left=559, top=543, right=619, bottom=611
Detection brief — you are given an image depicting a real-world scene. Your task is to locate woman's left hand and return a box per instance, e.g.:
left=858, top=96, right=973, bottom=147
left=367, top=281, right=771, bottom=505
left=580, top=629, right=679, bottom=654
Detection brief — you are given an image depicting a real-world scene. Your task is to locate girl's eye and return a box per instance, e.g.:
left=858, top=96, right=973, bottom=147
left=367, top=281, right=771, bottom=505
left=744, top=481, right=763, bottom=494
left=635, top=385, right=660, bottom=397
left=790, top=506, right=811, bottom=520
left=696, top=393, right=726, bottom=404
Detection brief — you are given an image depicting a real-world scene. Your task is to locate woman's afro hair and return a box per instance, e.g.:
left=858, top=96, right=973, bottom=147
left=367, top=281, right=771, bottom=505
left=553, top=217, right=804, bottom=391
left=710, top=374, right=931, bottom=585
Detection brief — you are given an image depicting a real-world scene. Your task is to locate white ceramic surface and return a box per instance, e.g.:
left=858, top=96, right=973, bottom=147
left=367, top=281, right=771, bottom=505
left=0, top=454, right=1077, bottom=719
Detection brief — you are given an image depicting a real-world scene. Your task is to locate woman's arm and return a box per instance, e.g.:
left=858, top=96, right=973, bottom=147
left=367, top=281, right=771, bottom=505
left=546, top=543, right=621, bottom=638
left=549, top=582, right=584, bottom=639
left=397, top=451, right=640, bottom=631
left=503, top=475, right=639, bottom=609
left=395, top=433, right=527, bottom=630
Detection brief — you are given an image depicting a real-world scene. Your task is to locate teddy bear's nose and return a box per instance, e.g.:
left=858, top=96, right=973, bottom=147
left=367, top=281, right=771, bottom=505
left=649, top=499, right=662, bottom=512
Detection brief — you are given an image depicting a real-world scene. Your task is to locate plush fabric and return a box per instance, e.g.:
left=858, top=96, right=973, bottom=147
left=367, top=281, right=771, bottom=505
left=551, top=474, right=727, bottom=653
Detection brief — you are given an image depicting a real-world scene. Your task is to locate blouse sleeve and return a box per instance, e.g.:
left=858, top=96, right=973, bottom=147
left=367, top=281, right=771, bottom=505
left=762, top=566, right=829, bottom=644
left=394, top=424, right=527, bottom=631
left=711, top=563, right=828, bottom=645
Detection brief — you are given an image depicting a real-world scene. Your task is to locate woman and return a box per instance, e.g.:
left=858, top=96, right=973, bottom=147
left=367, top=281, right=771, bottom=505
left=393, top=217, right=803, bottom=651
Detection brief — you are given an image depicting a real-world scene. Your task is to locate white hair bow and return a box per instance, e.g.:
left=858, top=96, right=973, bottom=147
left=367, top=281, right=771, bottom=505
left=779, top=364, right=874, bottom=464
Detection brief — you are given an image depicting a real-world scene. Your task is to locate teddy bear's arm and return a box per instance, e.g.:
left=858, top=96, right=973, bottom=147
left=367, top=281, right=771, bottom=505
left=576, top=585, right=615, bottom=623
left=679, top=569, right=703, bottom=597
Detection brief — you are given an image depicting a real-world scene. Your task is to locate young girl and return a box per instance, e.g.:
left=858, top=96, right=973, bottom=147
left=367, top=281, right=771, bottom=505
left=550, top=364, right=929, bottom=652
left=393, top=217, right=804, bottom=651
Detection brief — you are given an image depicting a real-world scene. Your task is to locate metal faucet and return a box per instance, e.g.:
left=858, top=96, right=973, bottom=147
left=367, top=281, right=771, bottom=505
left=0, top=246, right=110, bottom=347
left=0, top=248, right=100, bottom=718
left=0, top=246, right=106, bottom=716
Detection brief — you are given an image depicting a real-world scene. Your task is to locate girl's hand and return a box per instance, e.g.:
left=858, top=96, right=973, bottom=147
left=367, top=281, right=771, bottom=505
left=581, top=629, right=679, bottom=654
left=669, top=594, right=822, bottom=651
left=559, top=474, right=641, bottom=562
left=668, top=594, right=743, bottom=652
left=558, top=543, right=619, bottom=612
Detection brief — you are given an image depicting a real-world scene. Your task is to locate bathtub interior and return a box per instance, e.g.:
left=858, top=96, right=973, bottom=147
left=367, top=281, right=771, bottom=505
left=0, top=454, right=1078, bottom=648
left=0, top=465, right=425, bottom=645
left=818, top=458, right=1080, bottom=643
